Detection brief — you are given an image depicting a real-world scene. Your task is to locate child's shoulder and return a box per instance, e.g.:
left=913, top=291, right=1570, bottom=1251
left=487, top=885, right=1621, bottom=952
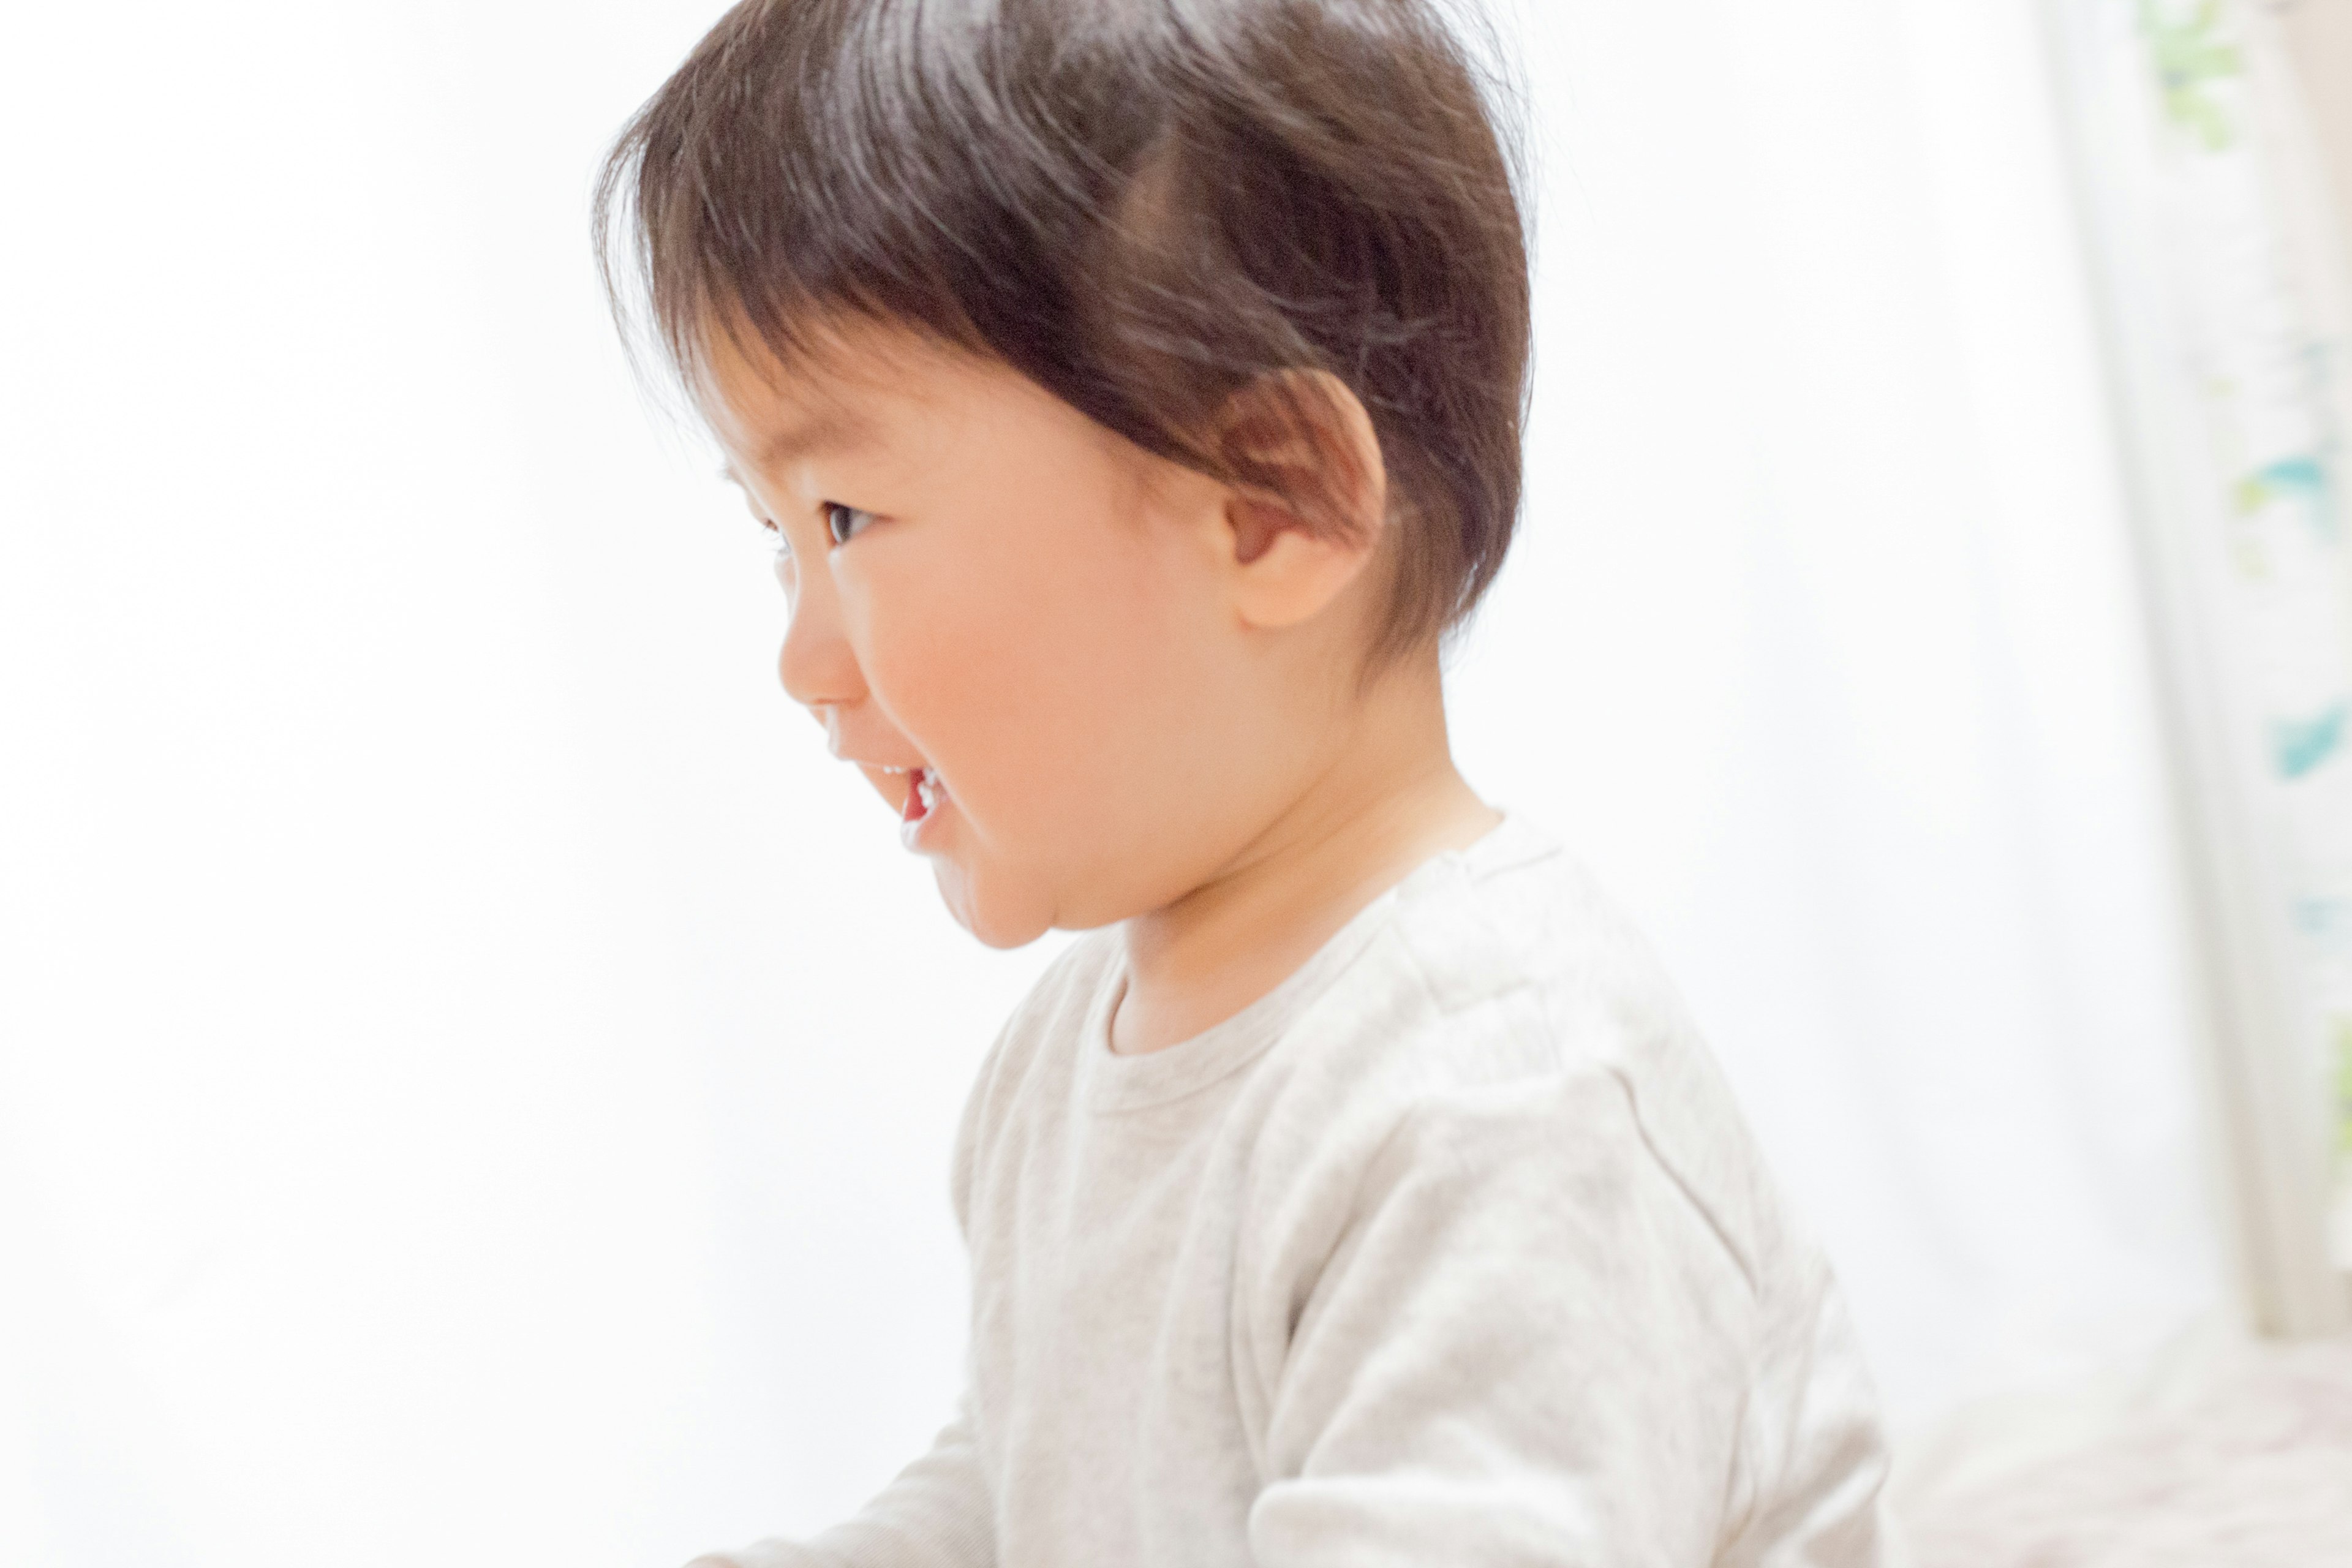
left=1299, top=809, right=1705, bottom=1093
left=1265, top=812, right=1800, bottom=1294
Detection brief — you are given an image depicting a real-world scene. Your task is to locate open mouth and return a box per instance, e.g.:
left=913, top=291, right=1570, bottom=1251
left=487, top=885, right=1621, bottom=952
left=876, top=763, right=949, bottom=847
left=902, top=765, right=946, bottom=824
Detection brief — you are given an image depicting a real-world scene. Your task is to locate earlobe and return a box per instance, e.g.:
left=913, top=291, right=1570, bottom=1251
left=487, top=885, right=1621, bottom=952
left=1222, top=500, right=1379, bottom=630
left=1213, top=369, right=1389, bottom=631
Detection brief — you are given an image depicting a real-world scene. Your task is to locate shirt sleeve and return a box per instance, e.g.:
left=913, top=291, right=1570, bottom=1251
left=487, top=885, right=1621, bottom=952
left=1245, top=1066, right=1883, bottom=1568
left=695, top=1388, right=995, bottom=1568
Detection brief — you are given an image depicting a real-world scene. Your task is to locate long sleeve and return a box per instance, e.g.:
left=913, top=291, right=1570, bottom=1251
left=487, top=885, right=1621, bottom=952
left=698, top=1388, right=995, bottom=1568
left=1243, top=1065, right=1887, bottom=1567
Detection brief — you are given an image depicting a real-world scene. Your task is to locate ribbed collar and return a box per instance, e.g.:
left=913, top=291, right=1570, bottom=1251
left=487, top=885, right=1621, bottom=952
left=1080, top=810, right=1552, bottom=1113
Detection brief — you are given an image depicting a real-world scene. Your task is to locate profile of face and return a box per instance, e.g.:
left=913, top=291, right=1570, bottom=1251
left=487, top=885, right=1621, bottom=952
left=693, top=319, right=1389, bottom=949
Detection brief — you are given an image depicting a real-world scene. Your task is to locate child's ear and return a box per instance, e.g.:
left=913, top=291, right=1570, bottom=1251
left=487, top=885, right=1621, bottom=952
left=1210, top=369, right=1389, bottom=632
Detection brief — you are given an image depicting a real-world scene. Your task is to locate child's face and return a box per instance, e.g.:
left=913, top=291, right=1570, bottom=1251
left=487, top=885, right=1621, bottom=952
left=696, top=318, right=1328, bottom=948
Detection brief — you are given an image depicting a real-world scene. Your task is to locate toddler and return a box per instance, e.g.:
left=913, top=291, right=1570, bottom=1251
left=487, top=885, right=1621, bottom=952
left=595, top=0, right=1893, bottom=1562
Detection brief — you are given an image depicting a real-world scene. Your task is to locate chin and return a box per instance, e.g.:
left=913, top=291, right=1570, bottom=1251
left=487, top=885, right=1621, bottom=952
left=935, top=860, right=1054, bottom=951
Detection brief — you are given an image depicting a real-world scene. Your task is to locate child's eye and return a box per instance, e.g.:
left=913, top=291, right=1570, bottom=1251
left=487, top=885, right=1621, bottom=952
left=824, top=502, right=875, bottom=547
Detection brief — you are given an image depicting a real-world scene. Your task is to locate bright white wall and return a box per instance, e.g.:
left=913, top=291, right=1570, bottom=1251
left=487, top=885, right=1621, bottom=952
left=0, top=2, right=2223, bottom=1565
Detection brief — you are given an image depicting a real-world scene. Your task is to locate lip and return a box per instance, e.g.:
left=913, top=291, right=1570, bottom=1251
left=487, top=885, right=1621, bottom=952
left=894, top=766, right=950, bottom=851
left=843, top=757, right=925, bottom=801
left=842, top=758, right=949, bottom=853
left=900, top=780, right=950, bottom=854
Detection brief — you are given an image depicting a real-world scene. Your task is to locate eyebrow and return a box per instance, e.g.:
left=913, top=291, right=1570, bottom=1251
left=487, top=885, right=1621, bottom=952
left=742, top=408, right=872, bottom=476
left=715, top=402, right=878, bottom=491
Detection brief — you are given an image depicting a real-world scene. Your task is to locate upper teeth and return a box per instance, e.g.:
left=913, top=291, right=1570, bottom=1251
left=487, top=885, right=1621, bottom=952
left=874, top=764, right=944, bottom=810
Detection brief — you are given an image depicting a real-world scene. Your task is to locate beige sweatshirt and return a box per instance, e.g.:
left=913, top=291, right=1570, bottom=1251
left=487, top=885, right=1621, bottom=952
left=723, top=812, right=1891, bottom=1567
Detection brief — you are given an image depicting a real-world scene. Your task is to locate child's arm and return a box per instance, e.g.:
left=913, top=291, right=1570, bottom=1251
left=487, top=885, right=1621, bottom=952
left=1245, top=1068, right=1888, bottom=1566
left=688, top=1389, right=993, bottom=1568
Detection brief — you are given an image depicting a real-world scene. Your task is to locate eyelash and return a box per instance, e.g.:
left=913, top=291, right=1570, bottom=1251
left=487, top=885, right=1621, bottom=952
left=748, top=502, right=874, bottom=554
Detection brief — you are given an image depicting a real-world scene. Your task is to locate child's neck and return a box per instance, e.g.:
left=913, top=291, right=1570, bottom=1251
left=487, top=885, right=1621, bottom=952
left=1108, top=662, right=1500, bottom=1057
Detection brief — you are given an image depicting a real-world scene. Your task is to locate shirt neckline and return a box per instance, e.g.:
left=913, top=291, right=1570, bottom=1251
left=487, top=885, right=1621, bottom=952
left=1080, top=809, right=1551, bottom=1113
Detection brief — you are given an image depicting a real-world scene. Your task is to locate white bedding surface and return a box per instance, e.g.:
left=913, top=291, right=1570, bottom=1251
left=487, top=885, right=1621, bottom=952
left=1898, top=1332, right=2352, bottom=1566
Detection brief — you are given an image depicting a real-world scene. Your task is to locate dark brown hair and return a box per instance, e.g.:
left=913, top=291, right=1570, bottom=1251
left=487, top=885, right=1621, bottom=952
left=594, top=0, right=1531, bottom=669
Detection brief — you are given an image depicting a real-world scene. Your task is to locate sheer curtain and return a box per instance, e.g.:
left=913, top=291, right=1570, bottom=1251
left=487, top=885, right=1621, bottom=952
left=1462, top=0, right=2228, bottom=1430
left=0, top=2, right=2255, bottom=1564
left=2042, top=0, right=2352, bottom=1333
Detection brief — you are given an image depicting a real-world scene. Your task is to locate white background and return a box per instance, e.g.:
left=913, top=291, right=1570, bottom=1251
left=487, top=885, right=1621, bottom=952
left=0, top=2, right=2228, bottom=1563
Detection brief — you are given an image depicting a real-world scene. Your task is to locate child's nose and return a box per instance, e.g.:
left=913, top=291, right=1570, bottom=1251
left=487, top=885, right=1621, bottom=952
left=775, top=565, right=863, bottom=715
